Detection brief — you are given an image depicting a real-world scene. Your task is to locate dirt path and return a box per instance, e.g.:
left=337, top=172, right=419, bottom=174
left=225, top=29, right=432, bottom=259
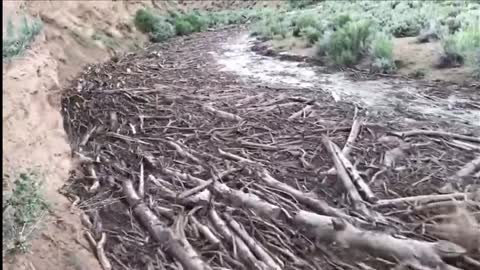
left=61, top=28, right=480, bottom=270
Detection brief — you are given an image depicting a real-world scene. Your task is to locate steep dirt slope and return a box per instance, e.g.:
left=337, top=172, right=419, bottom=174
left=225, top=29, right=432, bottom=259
left=2, top=1, right=280, bottom=269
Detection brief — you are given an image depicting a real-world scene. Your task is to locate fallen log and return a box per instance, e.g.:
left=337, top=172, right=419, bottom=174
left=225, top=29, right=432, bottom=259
left=329, top=142, right=378, bottom=203
left=190, top=216, right=221, bottom=247
left=204, top=104, right=243, bottom=121
left=455, top=155, right=480, bottom=178
left=288, top=105, right=314, bottom=120
left=295, top=211, right=465, bottom=270
left=322, top=137, right=370, bottom=215
left=375, top=192, right=476, bottom=207
left=123, top=180, right=212, bottom=270
left=218, top=148, right=260, bottom=165
left=392, top=130, right=480, bottom=144
left=326, top=117, right=362, bottom=174
left=209, top=208, right=265, bottom=269
left=260, top=169, right=350, bottom=220
left=224, top=213, right=282, bottom=270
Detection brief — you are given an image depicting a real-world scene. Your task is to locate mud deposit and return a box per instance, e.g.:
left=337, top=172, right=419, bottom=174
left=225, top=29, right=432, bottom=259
left=215, top=33, right=480, bottom=128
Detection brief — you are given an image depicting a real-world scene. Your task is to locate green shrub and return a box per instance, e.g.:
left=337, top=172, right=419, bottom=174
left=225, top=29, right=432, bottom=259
left=442, top=23, right=480, bottom=68
left=175, top=19, right=195, bottom=36
left=473, top=49, right=480, bottom=78
left=289, top=0, right=323, bottom=9
left=150, top=20, right=175, bottom=42
left=331, top=14, right=352, bottom=30
left=252, top=16, right=290, bottom=40
left=323, top=20, right=373, bottom=66
left=291, top=11, right=319, bottom=37
left=3, top=16, right=43, bottom=60
left=371, top=32, right=394, bottom=60
left=417, top=20, right=447, bottom=43
left=134, top=9, right=161, bottom=33
left=182, top=12, right=209, bottom=32
left=134, top=9, right=175, bottom=42
left=301, top=26, right=321, bottom=44
left=3, top=172, right=49, bottom=256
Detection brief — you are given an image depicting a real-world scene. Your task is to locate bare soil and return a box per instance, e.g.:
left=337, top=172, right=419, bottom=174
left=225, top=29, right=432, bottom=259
left=60, top=28, right=480, bottom=270
left=393, top=37, right=474, bottom=83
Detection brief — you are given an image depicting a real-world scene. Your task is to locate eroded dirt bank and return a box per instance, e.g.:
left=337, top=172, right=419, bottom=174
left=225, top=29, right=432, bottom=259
left=61, top=28, right=479, bottom=270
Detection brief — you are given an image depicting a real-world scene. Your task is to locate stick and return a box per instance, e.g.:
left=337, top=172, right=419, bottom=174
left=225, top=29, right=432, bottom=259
left=190, top=216, right=221, bottom=247
left=288, top=105, right=313, bottom=120
left=455, top=155, right=480, bottom=178
left=87, top=165, right=100, bottom=192
left=224, top=213, right=282, bottom=270
left=138, top=162, right=144, bottom=198
left=329, top=143, right=378, bottom=203
left=123, top=180, right=212, bottom=270
left=178, top=180, right=213, bottom=199
left=343, top=116, right=362, bottom=157
left=375, top=192, right=474, bottom=207
left=393, top=130, right=480, bottom=144
left=204, top=104, right=243, bottom=121
left=166, top=140, right=202, bottom=164
left=209, top=208, right=264, bottom=269
left=85, top=232, right=112, bottom=270
left=80, top=125, right=97, bottom=146
left=218, top=149, right=260, bottom=165
left=260, top=169, right=350, bottom=220
left=322, top=137, right=364, bottom=207
left=326, top=117, right=362, bottom=174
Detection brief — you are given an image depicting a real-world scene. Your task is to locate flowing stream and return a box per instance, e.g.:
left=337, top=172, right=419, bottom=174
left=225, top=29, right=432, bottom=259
left=212, top=33, right=480, bottom=128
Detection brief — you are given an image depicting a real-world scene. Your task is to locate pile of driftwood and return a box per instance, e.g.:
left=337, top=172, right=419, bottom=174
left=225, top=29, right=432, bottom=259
left=61, top=30, right=480, bottom=270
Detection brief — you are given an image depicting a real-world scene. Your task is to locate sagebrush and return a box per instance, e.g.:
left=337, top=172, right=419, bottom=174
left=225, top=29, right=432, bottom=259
left=3, top=172, right=49, bottom=257
left=3, top=15, right=43, bottom=60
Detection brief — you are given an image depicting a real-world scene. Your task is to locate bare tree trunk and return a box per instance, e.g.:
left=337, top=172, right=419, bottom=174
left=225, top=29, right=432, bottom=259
left=123, top=180, right=212, bottom=270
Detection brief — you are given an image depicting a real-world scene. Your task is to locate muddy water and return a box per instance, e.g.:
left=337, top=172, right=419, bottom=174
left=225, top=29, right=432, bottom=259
left=213, top=33, right=480, bottom=128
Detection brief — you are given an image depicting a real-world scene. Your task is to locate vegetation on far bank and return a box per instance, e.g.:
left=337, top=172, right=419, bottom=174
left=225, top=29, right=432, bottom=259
left=3, top=171, right=49, bottom=258
left=251, top=0, right=480, bottom=76
left=134, top=8, right=274, bottom=43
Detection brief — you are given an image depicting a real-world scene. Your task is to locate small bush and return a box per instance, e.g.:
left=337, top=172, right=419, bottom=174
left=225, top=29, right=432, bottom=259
left=252, top=16, right=290, bottom=40
left=150, top=20, right=175, bottom=42
left=174, top=19, right=195, bottom=36
left=331, top=14, right=352, bottom=30
left=134, top=9, right=161, bottom=33
left=371, top=32, right=394, bottom=60
left=441, top=23, right=480, bottom=68
left=182, top=12, right=209, bottom=32
left=3, top=172, right=49, bottom=257
left=417, top=20, right=447, bottom=43
left=323, top=20, right=373, bottom=66
left=371, top=57, right=396, bottom=74
left=301, top=26, right=321, bottom=44
left=291, top=11, right=319, bottom=37
left=289, top=0, right=323, bottom=9
left=134, top=9, right=175, bottom=42
left=370, top=32, right=396, bottom=73
left=473, top=49, right=480, bottom=78
left=3, top=16, right=43, bottom=60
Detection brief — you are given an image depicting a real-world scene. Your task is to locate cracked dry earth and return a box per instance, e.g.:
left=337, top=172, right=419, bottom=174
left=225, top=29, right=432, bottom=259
left=61, top=28, right=480, bottom=270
